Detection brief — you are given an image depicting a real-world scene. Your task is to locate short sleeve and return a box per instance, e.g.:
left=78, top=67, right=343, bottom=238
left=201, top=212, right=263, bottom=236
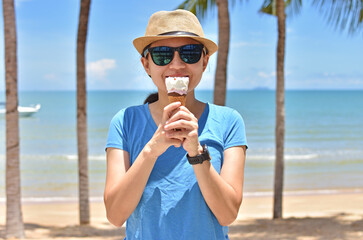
left=105, top=109, right=129, bottom=152
left=223, top=109, right=248, bottom=150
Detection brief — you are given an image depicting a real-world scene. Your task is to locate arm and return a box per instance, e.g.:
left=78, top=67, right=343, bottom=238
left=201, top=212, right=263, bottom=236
left=164, top=106, right=246, bottom=226
left=104, top=146, right=157, bottom=227
left=104, top=102, right=183, bottom=227
left=192, top=145, right=246, bottom=226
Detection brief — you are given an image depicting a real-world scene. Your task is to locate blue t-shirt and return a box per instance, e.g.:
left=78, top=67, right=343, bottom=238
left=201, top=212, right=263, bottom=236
left=106, top=102, right=248, bottom=240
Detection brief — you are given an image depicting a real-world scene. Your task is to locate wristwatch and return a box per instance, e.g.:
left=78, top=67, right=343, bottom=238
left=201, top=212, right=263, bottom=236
left=187, top=144, right=211, bottom=165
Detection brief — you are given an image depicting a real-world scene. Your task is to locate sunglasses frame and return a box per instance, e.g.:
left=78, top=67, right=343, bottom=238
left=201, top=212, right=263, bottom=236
left=143, top=44, right=206, bottom=66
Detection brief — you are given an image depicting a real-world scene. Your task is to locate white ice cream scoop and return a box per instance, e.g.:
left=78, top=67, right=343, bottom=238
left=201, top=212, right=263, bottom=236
left=165, top=77, right=189, bottom=95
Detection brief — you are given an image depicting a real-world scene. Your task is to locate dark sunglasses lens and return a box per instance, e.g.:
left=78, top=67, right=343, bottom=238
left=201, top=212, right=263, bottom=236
left=179, top=45, right=203, bottom=64
left=150, top=46, right=173, bottom=66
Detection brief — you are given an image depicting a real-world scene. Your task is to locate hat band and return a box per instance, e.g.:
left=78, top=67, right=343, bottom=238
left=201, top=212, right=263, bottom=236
left=158, top=31, right=199, bottom=37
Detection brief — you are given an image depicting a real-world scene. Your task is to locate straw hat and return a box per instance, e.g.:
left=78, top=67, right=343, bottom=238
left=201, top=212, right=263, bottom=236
left=133, top=9, right=218, bottom=56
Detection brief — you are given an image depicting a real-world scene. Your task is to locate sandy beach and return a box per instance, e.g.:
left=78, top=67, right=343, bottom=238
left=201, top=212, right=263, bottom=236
left=1, top=190, right=363, bottom=239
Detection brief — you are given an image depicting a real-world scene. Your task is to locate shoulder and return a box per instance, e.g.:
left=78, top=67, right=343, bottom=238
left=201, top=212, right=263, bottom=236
left=112, top=104, right=147, bottom=118
left=207, top=103, right=246, bottom=135
left=207, top=103, right=243, bottom=121
left=207, top=103, right=248, bottom=149
left=110, top=104, right=148, bottom=125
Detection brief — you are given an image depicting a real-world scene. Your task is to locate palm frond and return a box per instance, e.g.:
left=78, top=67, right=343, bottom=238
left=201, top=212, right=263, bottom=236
left=259, top=0, right=302, bottom=18
left=259, top=0, right=275, bottom=16
left=176, top=0, right=248, bottom=21
left=176, top=0, right=217, bottom=21
left=285, top=0, right=302, bottom=17
left=230, top=0, right=249, bottom=10
left=312, top=0, right=363, bottom=36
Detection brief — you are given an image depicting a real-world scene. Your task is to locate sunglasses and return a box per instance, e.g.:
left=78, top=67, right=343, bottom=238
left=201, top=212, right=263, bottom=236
left=143, top=44, right=206, bottom=66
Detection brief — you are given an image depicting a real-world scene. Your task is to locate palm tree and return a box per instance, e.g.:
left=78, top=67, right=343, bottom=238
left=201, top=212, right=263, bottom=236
left=273, top=0, right=286, bottom=220
left=312, top=0, right=363, bottom=35
left=2, top=0, right=25, bottom=238
left=177, top=0, right=232, bottom=106
left=259, top=0, right=301, bottom=219
left=77, top=0, right=91, bottom=225
left=214, top=0, right=230, bottom=106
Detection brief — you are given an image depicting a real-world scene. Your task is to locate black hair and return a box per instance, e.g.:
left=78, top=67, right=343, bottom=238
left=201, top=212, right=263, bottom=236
left=142, top=44, right=152, bottom=57
left=144, top=92, right=159, bottom=104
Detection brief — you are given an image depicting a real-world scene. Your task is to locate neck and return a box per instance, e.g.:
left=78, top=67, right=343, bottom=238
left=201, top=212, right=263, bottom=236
left=149, top=90, right=205, bottom=125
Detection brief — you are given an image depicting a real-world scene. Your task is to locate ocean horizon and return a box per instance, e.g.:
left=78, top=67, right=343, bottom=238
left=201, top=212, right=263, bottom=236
left=1, top=90, right=363, bottom=203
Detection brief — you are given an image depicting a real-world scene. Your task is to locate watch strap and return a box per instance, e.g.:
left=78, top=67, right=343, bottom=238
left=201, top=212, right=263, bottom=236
left=187, top=144, right=211, bottom=165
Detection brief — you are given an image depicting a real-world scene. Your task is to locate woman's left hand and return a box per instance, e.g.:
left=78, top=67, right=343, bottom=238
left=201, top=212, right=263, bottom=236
left=163, top=106, right=202, bottom=156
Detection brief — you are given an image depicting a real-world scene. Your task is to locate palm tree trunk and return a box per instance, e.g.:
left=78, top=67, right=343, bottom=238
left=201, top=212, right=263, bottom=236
left=3, top=0, right=25, bottom=238
left=77, top=0, right=91, bottom=225
left=273, top=0, right=286, bottom=219
left=214, top=0, right=230, bottom=106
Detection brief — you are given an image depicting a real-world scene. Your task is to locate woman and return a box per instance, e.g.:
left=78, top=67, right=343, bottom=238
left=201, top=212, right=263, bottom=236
left=104, top=9, right=248, bottom=239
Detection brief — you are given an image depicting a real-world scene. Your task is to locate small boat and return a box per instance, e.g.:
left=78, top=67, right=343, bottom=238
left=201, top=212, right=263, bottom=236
left=0, top=102, right=41, bottom=117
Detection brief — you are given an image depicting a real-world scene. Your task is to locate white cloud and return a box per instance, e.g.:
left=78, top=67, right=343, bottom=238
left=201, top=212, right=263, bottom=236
left=258, top=71, right=276, bottom=78
left=130, top=74, right=158, bottom=90
left=298, top=72, right=363, bottom=89
left=44, top=73, right=57, bottom=80
left=87, top=59, right=116, bottom=80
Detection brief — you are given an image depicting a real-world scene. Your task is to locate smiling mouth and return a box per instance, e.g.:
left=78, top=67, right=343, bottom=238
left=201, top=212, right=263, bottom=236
left=166, top=75, right=189, bottom=78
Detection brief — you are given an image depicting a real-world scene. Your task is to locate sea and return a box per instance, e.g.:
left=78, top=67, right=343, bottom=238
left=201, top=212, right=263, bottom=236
left=0, top=90, right=363, bottom=203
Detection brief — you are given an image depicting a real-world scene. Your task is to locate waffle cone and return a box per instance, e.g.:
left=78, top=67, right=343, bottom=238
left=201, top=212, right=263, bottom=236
left=168, top=94, right=186, bottom=106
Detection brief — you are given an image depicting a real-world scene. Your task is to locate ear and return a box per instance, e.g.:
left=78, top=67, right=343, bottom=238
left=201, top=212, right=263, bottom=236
left=141, top=56, right=151, bottom=76
left=202, top=54, right=209, bottom=72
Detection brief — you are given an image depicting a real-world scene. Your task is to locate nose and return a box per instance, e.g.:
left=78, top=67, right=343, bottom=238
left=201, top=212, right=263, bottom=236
left=168, top=51, right=186, bottom=69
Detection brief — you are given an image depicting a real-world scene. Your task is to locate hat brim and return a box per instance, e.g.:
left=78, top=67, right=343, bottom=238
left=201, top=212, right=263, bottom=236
left=133, top=35, right=218, bottom=56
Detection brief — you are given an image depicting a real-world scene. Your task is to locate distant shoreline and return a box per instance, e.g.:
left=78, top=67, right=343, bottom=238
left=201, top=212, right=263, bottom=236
left=1, top=89, right=363, bottom=94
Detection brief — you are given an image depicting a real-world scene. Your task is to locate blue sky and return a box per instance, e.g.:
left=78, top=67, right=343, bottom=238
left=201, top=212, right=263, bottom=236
left=0, top=0, right=362, bottom=91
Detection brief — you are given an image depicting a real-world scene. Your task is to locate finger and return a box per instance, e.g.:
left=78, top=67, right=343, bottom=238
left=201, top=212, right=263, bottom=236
left=166, top=126, right=198, bottom=139
left=177, top=106, right=197, bottom=117
left=161, top=102, right=182, bottom=123
left=178, top=106, right=191, bottom=113
left=167, top=138, right=182, bottom=148
left=164, top=119, right=197, bottom=131
left=166, top=129, right=185, bottom=140
left=173, top=141, right=182, bottom=148
left=178, top=106, right=198, bottom=122
left=166, top=110, right=194, bottom=125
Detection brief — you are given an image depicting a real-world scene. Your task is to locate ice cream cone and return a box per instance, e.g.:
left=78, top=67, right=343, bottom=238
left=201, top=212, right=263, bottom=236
left=168, top=93, right=186, bottom=106
left=165, top=77, right=189, bottom=107
left=167, top=93, right=186, bottom=131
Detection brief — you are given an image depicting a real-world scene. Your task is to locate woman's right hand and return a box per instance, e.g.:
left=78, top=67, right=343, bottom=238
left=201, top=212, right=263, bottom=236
left=146, top=101, right=183, bottom=158
left=105, top=101, right=185, bottom=227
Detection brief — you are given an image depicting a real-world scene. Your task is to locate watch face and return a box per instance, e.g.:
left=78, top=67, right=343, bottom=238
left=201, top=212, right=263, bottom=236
left=206, top=150, right=211, bottom=160
left=203, top=144, right=211, bottom=161
left=187, top=144, right=211, bottom=164
left=203, top=144, right=208, bottom=151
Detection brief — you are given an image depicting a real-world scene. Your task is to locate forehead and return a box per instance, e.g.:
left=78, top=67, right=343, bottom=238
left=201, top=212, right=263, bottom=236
left=150, top=37, right=201, bottom=47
